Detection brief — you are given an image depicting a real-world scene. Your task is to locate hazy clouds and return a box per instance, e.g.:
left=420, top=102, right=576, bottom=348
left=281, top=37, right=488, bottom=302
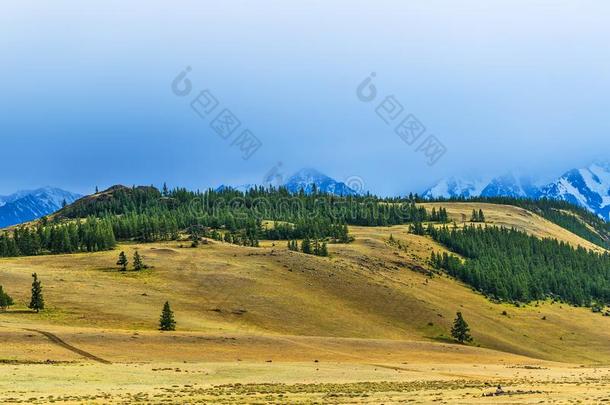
left=1, top=0, right=609, bottom=195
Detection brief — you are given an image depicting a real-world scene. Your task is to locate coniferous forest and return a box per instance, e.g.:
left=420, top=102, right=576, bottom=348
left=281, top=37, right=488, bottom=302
left=429, top=224, right=610, bottom=306
left=0, top=185, right=427, bottom=257
left=0, top=217, right=115, bottom=257
left=2, top=184, right=610, bottom=310
left=425, top=195, right=610, bottom=249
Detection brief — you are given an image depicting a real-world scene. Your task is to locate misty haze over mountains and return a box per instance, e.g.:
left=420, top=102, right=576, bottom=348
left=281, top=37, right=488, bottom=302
left=3, top=161, right=610, bottom=228
left=216, top=168, right=361, bottom=197
left=423, top=161, right=610, bottom=220
left=216, top=163, right=610, bottom=221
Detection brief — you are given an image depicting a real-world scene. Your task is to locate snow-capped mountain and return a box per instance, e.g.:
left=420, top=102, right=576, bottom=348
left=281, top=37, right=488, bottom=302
left=423, top=177, right=490, bottom=199
left=423, top=162, right=610, bottom=220
left=215, top=184, right=259, bottom=193
left=283, top=168, right=361, bottom=196
left=480, top=173, right=542, bottom=199
left=0, top=187, right=82, bottom=228
left=215, top=168, right=362, bottom=196
left=538, top=163, right=610, bottom=220
left=423, top=173, right=540, bottom=199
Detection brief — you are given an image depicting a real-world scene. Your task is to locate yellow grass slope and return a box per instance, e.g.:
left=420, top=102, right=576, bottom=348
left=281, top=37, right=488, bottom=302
left=0, top=201, right=609, bottom=366
left=421, top=202, right=605, bottom=252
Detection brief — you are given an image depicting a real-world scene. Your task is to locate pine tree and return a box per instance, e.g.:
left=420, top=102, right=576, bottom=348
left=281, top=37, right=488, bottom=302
left=159, top=301, right=176, bottom=331
left=313, top=239, right=320, bottom=256
left=288, top=240, right=299, bottom=251
left=319, top=242, right=328, bottom=257
left=117, top=251, right=128, bottom=271
left=133, top=251, right=145, bottom=271
left=410, top=221, right=425, bottom=235
left=471, top=209, right=478, bottom=222
left=95, top=186, right=99, bottom=193
left=478, top=209, right=485, bottom=223
left=191, top=237, right=199, bottom=248
left=0, top=286, right=14, bottom=311
left=301, top=238, right=312, bottom=254
left=451, top=312, right=472, bottom=343
left=29, top=273, right=44, bottom=313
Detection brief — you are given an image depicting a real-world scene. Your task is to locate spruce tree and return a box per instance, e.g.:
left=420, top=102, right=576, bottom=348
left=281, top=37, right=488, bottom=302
left=319, top=242, right=328, bottom=257
left=117, top=251, right=128, bottom=271
left=471, top=209, right=478, bottom=222
left=478, top=209, right=485, bottom=223
left=301, top=238, right=312, bottom=254
left=288, top=240, right=298, bottom=251
left=29, top=273, right=44, bottom=313
left=0, top=286, right=14, bottom=311
left=451, top=312, right=472, bottom=343
left=313, top=239, right=320, bottom=256
left=133, top=251, right=145, bottom=271
left=159, top=301, right=176, bottom=331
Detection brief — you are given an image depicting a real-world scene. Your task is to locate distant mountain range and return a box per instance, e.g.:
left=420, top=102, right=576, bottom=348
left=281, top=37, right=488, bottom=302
left=216, top=168, right=362, bottom=196
left=0, top=187, right=82, bottom=228
left=423, top=162, right=610, bottom=220
left=4, top=162, right=610, bottom=228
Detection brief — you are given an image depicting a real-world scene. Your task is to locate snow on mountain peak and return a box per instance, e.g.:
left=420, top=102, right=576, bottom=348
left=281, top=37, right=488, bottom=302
left=0, top=187, right=82, bottom=228
left=215, top=168, right=362, bottom=196
left=284, top=168, right=360, bottom=196
left=423, top=176, right=490, bottom=199
left=424, top=163, right=610, bottom=220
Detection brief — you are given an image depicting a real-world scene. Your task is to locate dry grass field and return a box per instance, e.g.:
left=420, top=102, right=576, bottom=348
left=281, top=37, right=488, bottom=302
left=1, top=202, right=609, bottom=403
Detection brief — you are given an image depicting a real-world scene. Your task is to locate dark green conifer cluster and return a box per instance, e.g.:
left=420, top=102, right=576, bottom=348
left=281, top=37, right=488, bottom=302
left=470, top=209, right=485, bottom=222
left=287, top=238, right=329, bottom=257
left=426, top=195, right=610, bottom=248
left=0, top=186, right=433, bottom=258
left=0, top=285, right=14, bottom=310
left=429, top=224, right=610, bottom=306
left=0, top=217, right=115, bottom=257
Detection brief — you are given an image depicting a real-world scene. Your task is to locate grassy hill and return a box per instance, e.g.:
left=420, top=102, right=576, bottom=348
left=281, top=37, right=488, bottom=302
left=421, top=202, right=606, bottom=252
left=2, top=197, right=610, bottom=402
left=1, top=215, right=609, bottom=362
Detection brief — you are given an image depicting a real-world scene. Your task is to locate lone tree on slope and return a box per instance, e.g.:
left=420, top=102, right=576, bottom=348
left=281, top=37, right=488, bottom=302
left=117, top=251, right=128, bottom=271
left=159, top=301, right=176, bottom=331
left=29, top=273, right=44, bottom=313
left=133, top=251, right=145, bottom=271
left=451, top=311, right=472, bottom=343
left=0, top=286, right=14, bottom=311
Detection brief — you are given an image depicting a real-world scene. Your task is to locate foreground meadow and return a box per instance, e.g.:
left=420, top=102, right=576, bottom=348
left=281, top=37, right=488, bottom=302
left=1, top=203, right=610, bottom=403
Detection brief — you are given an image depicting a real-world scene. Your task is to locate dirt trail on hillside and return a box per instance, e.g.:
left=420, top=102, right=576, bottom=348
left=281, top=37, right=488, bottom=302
left=23, top=328, right=111, bottom=364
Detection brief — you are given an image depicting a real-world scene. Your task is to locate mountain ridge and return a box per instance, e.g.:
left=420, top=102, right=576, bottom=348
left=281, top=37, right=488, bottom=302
left=216, top=168, right=361, bottom=196
left=0, top=187, right=82, bottom=228
left=424, top=162, right=610, bottom=220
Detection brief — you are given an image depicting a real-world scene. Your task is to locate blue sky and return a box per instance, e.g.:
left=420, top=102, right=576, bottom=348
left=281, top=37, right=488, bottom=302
left=2, top=0, right=610, bottom=196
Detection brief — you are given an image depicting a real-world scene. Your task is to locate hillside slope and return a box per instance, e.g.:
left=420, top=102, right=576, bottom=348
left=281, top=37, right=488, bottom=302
left=420, top=202, right=606, bottom=252
left=1, top=203, right=609, bottom=364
